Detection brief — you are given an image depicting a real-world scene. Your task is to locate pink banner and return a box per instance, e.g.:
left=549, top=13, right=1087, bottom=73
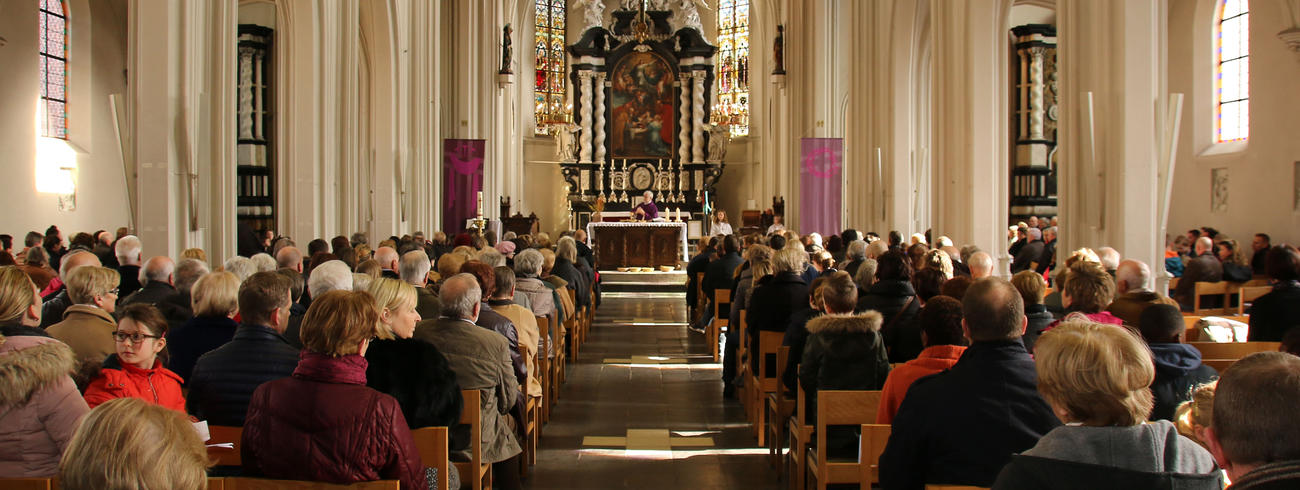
left=443, top=139, right=485, bottom=233
left=799, top=138, right=844, bottom=236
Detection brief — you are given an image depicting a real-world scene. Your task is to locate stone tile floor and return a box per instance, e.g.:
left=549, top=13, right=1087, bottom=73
left=522, top=294, right=780, bottom=489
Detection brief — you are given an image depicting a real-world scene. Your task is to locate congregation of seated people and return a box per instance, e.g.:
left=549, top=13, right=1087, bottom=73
left=686, top=219, right=1300, bottom=489
left=0, top=226, right=597, bottom=490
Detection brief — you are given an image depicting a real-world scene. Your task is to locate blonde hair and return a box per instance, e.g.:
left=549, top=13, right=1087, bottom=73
left=772, top=248, right=809, bottom=274
left=0, top=266, right=37, bottom=324
left=180, top=248, right=207, bottom=263
left=67, top=266, right=121, bottom=305
left=540, top=248, right=557, bottom=273
left=1035, top=321, right=1155, bottom=426
left=58, top=398, right=208, bottom=490
left=922, top=249, right=954, bottom=279
left=300, top=290, right=380, bottom=357
left=1062, top=261, right=1115, bottom=313
left=1011, top=270, right=1047, bottom=306
left=367, top=277, right=417, bottom=340
left=437, top=253, right=468, bottom=280
left=1175, top=381, right=1217, bottom=444
left=190, top=271, right=240, bottom=317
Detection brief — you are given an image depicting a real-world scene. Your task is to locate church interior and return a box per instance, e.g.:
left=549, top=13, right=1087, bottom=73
left=1, top=0, right=1300, bottom=489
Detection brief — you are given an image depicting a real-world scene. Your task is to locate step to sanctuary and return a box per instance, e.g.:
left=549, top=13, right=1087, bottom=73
left=599, top=269, right=688, bottom=293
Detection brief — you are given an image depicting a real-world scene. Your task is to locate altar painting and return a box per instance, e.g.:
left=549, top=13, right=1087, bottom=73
left=610, top=51, right=675, bottom=158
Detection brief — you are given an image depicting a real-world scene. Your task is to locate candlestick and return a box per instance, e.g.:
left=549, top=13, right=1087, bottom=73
left=477, top=191, right=483, bottom=217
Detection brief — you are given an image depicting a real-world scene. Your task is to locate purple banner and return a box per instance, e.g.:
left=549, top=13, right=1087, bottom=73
left=799, top=138, right=844, bottom=236
left=443, top=139, right=485, bottom=233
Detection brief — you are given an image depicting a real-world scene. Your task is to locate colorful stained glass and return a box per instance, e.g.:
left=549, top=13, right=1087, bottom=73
left=39, top=0, right=68, bottom=139
left=534, top=0, right=567, bottom=135
left=1215, top=0, right=1248, bottom=142
left=716, top=0, right=750, bottom=136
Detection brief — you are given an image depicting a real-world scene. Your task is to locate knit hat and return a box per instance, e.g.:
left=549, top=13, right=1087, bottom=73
left=495, top=241, right=517, bottom=257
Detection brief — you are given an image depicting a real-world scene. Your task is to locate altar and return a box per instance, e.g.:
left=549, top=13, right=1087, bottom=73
left=586, top=221, right=688, bottom=270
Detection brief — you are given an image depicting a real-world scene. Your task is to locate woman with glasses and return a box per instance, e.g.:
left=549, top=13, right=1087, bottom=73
left=82, top=304, right=186, bottom=411
left=45, top=265, right=121, bottom=385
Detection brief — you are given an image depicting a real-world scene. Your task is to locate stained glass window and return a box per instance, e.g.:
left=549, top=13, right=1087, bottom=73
left=534, top=0, right=567, bottom=135
left=39, top=0, right=68, bottom=139
left=715, top=0, right=749, bottom=137
left=1215, top=0, right=1248, bottom=143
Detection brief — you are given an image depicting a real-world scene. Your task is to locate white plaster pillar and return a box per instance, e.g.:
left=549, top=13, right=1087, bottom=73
left=578, top=70, right=594, bottom=164
left=593, top=71, right=608, bottom=165
left=1057, top=0, right=1165, bottom=283
left=691, top=70, right=706, bottom=164
left=678, top=71, right=692, bottom=164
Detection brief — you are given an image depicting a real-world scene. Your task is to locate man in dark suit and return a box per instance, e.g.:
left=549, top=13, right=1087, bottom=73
left=1173, top=237, right=1224, bottom=311
left=375, top=246, right=400, bottom=279
left=693, top=235, right=743, bottom=333
left=879, top=278, right=1059, bottom=489
left=685, top=237, right=716, bottom=313
left=1010, top=227, right=1044, bottom=273
left=1251, top=233, right=1271, bottom=274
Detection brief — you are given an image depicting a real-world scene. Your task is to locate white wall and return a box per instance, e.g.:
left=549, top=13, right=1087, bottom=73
left=1167, top=0, right=1300, bottom=246
left=0, top=0, right=131, bottom=238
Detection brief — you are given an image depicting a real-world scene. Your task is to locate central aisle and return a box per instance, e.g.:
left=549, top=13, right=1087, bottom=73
left=523, top=293, right=779, bottom=489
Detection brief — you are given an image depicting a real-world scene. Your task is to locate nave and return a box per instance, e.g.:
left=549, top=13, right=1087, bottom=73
left=526, top=293, right=776, bottom=490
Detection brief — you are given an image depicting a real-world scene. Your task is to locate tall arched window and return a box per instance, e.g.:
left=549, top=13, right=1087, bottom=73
left=715, top=0, right=749, bottom=137
left=39, top=0, right=68, bottom=139
left=1215, top=0, right=1248, bottom=143
left=534, top=0, right=567, bottom=135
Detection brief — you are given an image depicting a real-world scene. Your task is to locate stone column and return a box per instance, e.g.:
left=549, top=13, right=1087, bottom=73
left=678, top=72, right=692, bottom=164
left=691, top=70, right=706, bottom=164
left=238, top=47, right=255, bottom=141
left=1010, top=25, right=1058, bottom=222
left=578, top=70, right=594, bottom=164
left=593, top=71, right=607, bottom=165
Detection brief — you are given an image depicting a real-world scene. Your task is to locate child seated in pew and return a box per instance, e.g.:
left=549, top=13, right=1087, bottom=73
left=1174, top=381, right=1217, bottom=449
left=1140, top=304, right=1219, bottom=422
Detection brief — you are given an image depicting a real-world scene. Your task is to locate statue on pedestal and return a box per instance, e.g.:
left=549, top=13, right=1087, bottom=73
left=572, top=0, right=606, bottom=29
left=499, top=24, right=513, bottom=74
left=705, top=123, right=731, bottom=163
left=669, top=0, right=709, bottom=32
left=773, top=24, right=786, bottom=74
left=552, top=122, right=581, bottom=162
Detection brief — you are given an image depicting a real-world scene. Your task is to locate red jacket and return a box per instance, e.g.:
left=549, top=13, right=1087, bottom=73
left=82, top=355, right=186, bottom=412
left=876, top=344, right=966, bottom=424
left=242, top=353, right=427, bottom=490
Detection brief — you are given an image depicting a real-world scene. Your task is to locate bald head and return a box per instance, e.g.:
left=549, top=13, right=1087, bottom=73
left=141, top=256, right=175, bottom=285
left=1114, top=259, right=1150, bottom=294
left=439, top=273, right=482, bottom=321
left=59, top=250, right=101, bottom=280
left=374, top=246, right=399, bottom=272
left=276, top=246, right=304, bottom=273
left=968, top=251, right=994, bottom=279
left=1195, top=237, right=1213, bottom=255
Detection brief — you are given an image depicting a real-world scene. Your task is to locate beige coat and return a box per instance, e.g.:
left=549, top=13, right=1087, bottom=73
left=45, top=305, right=117, bottom=381
left=0, top=333, right=90, bottom=477
left=489, top=300, right=541, bottom=398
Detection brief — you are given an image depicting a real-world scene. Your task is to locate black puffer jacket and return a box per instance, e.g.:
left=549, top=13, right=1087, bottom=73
left=1148, top=343, right=1219, bottom=421
left=366, top=338, right=464, bottom=448
left=186, top=324, right=300, bottom=426
left=747, top=271, right=809, bottom=372
left=856, top=280, right=921, bottom=362
left=798, top=311, right=891, bottom=419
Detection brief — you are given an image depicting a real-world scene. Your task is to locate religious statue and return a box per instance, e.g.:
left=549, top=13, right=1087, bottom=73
left=499, top=24, right=513, bottom=74
left=773, top=25, right=786, bottom=74
left=705, top=123, right=731, bottom=163
left=621, top=0, right=670, bottom=10
left=572, top=0, right=606, bottom=29
left=552, top=122, right=581, bottom=162
left=669, top=0, right=708, bottom=33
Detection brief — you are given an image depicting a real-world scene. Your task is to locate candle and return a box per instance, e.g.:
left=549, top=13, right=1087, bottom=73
left=477, top=191, right=483, bottom=217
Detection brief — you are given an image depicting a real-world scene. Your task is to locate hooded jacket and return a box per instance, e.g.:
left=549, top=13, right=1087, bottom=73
left=993, top=420, right=1223, bottom=490
left=798, top=311, right=891, bottom=420
left=1148, top=343, right=1219, bottom=421
left=1022, top=304, right=1055, bottom=353
left=0, top=332, right=89, bottom=478
left=876, top=344, right=967, bottom=424
left=82, top=354, right=187, bottom=412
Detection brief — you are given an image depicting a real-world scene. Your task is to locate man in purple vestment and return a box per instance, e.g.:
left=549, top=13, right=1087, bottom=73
left=633, top=191, right=659, bottom=220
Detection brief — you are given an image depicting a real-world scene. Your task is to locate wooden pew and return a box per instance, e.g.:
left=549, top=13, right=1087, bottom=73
left=805, top=390, right=882, bottom=490
left=787, top=382, right=812, bottom=490
left=208, top=425, right=243, bottom=467
left=222, top=478, right=400, bottom=489
left=736, top=311, right=750, bottom=416
left=749, top=330, right=783, bottom=445
left=1188, top=341, right=1280, bottom=360
left=516, top=340, right=538, bottom=476
left=1181, top=315, right=1203, bottom=342
left=1238, top=285, right=1271, bottom=315
left=0, top=478, right=54, bottom=490
left=536, top=315, right=552, bottom=424
left=1192, top=281, right=1229, bottom=316
left=766, top=346, right=793, bottom=479
left=452, top=389, right=492, bottom=490
left=1203, top=359, right=1237, bottom=372
left=859, top=424, right=891, bottom=485
left=210, top=477, right=226, bottom=490
left=411, top=426, right=451, bottom=490
left=564, top=288, right=579, bottom=361
left=711, top=289, right=732, bottom=363
left=694, top=272, right=706, bottom=318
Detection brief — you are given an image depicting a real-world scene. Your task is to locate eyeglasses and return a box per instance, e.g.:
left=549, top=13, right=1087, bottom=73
left=106, top=288, right=120, bottom=296
left=112, top=332, right=161, bottom=343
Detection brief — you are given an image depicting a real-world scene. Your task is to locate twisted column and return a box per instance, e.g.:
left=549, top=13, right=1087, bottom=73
left=238, top=47, right=255, bottom=141
left=691, top=70, right=706, bottom=164
left=1028, top=46, right=1047, bottom=140
left=578, top=70, right=594, bottom=164
left=594, top=71, right=607, bottom=165
left=678, top=72, right=692, bottom=164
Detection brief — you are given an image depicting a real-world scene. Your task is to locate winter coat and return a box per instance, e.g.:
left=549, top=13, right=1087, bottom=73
left=703, top=252, right=744, bottom=301
left=685, top=249, right=714, bottom=308
left=0, top=332, right=89, bottom=478
left=365, top=338, right=463, bottom=443
left=414, top=317, right=521, bottom=464
left=166, top=314, right=239, bottom=384
left=879, top=340, right=1061, bottom=490
left=798, top=312, right=891, bottom=421
left=1223, top=262, right=1253, bottom=283
left=1248, top=281, right=1300, bottom=342
left=1011, top=240, right=1045, bottom=273
left=1230, top=460, right=1300, bottom=489
left=1022, top=304, right=1055, bottom=354
left=747, top=271, right=809, bottom=373
left=38, top=289, right=70, bottom=329
left=82, top=355, right=186, bottom=412
left=474, top=304, right=527, bottom=410
left=1148, top=343, right=1219, bottom=421
left=414, top=287, right=441, bottom=323
left=993, top=420, right=1223, bottom=490
left=185, top=324, right=300, bottom=426
left=119, top=281, right=177, bottom=308
left=243, top=353, right=428, bottom=490
left=877, top=344, right=966, bottom=424
left=551, top=257, right=589, bottom=308
left=1107, top=291, right=1180, bottom=329
left=515, top=276, right=556, bottom=324
left=489, top=299, right=542, bottom=397
left=45, top=305, right=117, bottom=383
left=780, top=307, right=820, bottom=394
left=1173, top=255, right=1223, bottom=311
left=856, top=280, right=922, bottom=363
left=117, top=265, right=143, bottom=300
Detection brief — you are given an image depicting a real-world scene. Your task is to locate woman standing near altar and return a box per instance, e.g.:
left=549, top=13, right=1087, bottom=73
left=633, top=191, right=660, bottom=220
left=711, top=210, right=733, bottom=236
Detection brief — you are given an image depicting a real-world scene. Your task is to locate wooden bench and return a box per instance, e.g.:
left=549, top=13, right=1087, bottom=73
left=711, top=288, right=732, bottom=363
left=536, top=315, right=552, bottom=424
left=1192, top=281, right=1229, bottom=316
left=516, top=340, right=538, bottom=476
left=766, top=346, right=794, bottom=479
left=805, top=390, right=882, bottom=490
left=1188, top=342, right=1281, bottom=360
left=0, top=478, right=55, bottom=490
left=787, top=382, right=812, bottom=490
left=452, top=389, right=491, bottom=490
left=694, top=272, right=706, bottom=319
left=564, top=288, right=580, bottom=362
left=1238, top=286, right=1271, bottom=315
left=222, top=478, right=400, bottom=489
left=411, top=426, right=451, bottom=490
left=859, top=424, right=891, bottom=485
left=749, top=330, right=783, bottom=445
